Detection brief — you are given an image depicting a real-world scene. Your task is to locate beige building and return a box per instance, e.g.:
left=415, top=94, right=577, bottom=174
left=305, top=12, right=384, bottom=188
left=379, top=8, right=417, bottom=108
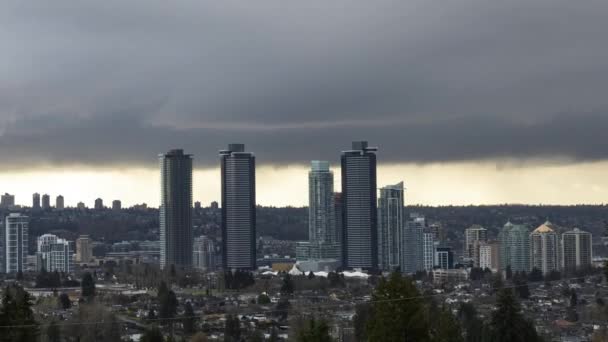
left=75, top=235, right=93, bottom=263
left=530, top=221, right=559, bottom=275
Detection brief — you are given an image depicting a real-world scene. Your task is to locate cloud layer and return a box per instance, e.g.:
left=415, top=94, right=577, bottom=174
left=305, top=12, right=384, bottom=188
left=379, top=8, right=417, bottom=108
left=1, top=0, right=608, bottom=168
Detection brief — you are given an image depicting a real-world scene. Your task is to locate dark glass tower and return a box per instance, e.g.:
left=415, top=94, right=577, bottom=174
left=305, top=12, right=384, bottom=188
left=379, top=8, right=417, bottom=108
left=159, top=149, right=193, bottom=270
left=341, top=141, right=378, bottom=270
left=220, top=144, right=256, bottom=270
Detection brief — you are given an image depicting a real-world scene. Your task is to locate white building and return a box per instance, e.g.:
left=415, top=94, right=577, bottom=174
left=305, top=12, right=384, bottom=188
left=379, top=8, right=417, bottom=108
left=37, top=234, right=73, bottom=273
left=479, top=243, right=493, bottom=270
left=193, top=236, right=216, bottom=272
left=422, top=228, right=435, bottom=272
left=5, top=213, right=29, bottom=274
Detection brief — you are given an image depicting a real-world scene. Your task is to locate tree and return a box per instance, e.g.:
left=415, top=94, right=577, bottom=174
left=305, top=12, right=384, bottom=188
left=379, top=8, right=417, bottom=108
left=486, top=288, right=541, bottom=342
left=275, top=298, right=290, bottom=321
left=281, top=274, right=295, bottom=294
left=296, top=318, right=333, bottom=342
left=366, top=272, right=430, bottom=341
left=81, top=272, right=95, bottom=299
left=327, top=272, right=345, bottom=288
left=0, top=285, right=39, bottom=342
left=512, top=274, right=530, bottom=299
left=58, top=293, right=71, bottom=310
left=141, top=326, right=164, bottom=342
left=249, top=330, right=265, bottom=342
left=457, top=303, right=484, bottom=342
left=505, top=266, right=513, bottom=280
left=432, top=306, right=464, bottom=342
left=147, top=308, right=156, bottom=320
left=183, top=302, right=196, bottom=336
left=158, top=281, right=178, bottom=324
left=46, top=320, right=61, bottom=342
left=308, top=271, right=315, bottom=279
left=257, top=293, right=271, bottom=305
left=570, top=290, right=578, bottom=307
left=224, top=314, right=241, bottom=342
left=190, top=332, right=208, bottom=342
left=353, top=304, right=371, bottom=341
left=269, top=326, right=279, bottom=342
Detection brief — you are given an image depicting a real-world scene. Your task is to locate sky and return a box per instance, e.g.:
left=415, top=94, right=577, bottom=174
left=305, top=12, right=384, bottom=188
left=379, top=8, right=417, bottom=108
left=1, top=0, right=608, bottom=207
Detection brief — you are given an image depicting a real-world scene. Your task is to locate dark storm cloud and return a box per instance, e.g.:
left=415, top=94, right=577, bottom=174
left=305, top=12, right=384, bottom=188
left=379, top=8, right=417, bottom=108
left=1, top=0, right=608, bottom=168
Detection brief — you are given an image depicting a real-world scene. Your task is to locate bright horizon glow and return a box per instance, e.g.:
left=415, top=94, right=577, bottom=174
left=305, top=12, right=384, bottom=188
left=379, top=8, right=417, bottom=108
left=0, top=161, right=607, bottom=208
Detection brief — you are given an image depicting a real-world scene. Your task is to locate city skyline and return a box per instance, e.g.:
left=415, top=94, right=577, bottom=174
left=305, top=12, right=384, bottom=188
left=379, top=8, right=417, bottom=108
left=2, top=159, right=608, bottom=208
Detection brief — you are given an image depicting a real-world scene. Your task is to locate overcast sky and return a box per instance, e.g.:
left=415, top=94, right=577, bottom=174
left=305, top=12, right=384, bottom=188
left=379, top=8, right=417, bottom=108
left=1, top=0, right=607, bottom=206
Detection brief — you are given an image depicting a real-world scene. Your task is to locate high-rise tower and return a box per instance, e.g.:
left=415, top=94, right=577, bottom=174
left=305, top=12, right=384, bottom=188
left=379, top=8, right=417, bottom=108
left=377, top=182, right=404, bottom=271
left=341, top=141, right=378, bottom=270
left=530, top=221, right=559, bottom=275
left=562, top=228, right=592, bottom=274
left=41, top=194, right=50, bottom=210
left=220, top=144, right=256, bottom=270
left=307, top=161, right=340, bottom=260
left=159, top=149, right=193, bottom=270
left=499, top=221, right=530, bottom=273
left=4, top=213, right=28, bottom=274
left=32, top=193, right=41, bottom=209
left=56, top=195, right=64, bottom=210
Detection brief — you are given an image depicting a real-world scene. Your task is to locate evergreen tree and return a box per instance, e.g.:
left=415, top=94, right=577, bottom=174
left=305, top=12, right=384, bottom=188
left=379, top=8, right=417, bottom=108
left=46, top=320, right=61, bottom=342
left=58, top=293, right=71, bottom=310
left=512, top=273, right=530, bottom=299
left=296, top=318, right=333, bottom=342
left=281, top=274, right=295, bottom=294
left=0, top=285, right=39, bottom=342
left=257, top=293, right=271, bottom=305
left=141, top=326, right=164, bottom=342
left=269, top=326, right=279, bottom=342
left=457, top=303, right=484, bottom=342
left=183, top=301, right=196, bottom=336
left=366, top=272, right=430, bottom=341
left=190, top=332, right=208, bottom=342
left=308, top=271, right=315, bottom=279
left=487, top=288, right=541, bottom=342
left=81, top=272, right=96, bottom=299
left=353, top=304, right=371, bottom=342
left=432, top=306, right=464, bottom=342
left=224, top=314, right=241, bottom=342
left=158, top=281, right=178, bottom=324
left=147, top=308, right=156, bottom=320
left=249, top=330, right=265, bottom=342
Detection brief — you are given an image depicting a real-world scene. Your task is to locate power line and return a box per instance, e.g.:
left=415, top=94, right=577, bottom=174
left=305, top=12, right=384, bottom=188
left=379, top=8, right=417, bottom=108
left=0, top=274, right=596, bottom=329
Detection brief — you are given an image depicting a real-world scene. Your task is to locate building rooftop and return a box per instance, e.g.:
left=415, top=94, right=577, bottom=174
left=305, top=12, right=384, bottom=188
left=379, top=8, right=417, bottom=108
left=533, top=221, right=555, bottom=234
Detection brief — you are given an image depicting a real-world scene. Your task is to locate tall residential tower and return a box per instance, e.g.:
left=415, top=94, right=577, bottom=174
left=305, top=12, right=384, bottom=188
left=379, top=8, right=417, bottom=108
left=220, top=144, right=256, bottom=270
left=341, top=141, right=378, bottom=270
left=307, top=161, right=340, bottom=259
left=377, top=182, right=404, bottom=271
left=159, top=149, right=193, bottom=270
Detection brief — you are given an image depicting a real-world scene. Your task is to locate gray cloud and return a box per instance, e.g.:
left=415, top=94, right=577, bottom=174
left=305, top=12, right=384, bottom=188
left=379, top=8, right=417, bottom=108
left=1, top=0, right=608, bottom=168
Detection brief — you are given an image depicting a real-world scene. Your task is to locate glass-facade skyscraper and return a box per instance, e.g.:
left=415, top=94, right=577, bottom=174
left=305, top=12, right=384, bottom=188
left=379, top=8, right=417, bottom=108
left=377, top=182, right=404, bottom=271
left=341, top=141, right=378, bottom=270
left=307, top=161, right=340, bottom=260
left=159, top=149, right=193, bottom=270
left=499, top=221, right=530, bottom=273
left=220, top=144, right=256, bottom=270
